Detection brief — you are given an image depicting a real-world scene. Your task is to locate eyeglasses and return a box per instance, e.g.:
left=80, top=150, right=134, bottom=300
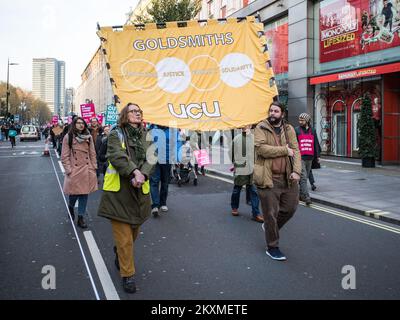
left=128, top=109, right=142, bottom=115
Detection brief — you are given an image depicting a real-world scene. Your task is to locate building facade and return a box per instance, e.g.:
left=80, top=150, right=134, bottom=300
left=129, top=0, right=153, bottom=23
left=74, top=48, right=113, bottom=116
left=206, top=0, right=399, bottom=165
left=65, top=87, right=75, bottom=116
left=311, top=0, right=400, bottom=165
left=32, top=58, right=65, bottom=115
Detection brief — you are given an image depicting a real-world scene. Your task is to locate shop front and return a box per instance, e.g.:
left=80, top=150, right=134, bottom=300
left=311, top=0, right=400, bottom=165
left=311, top=64, right=400, bottom=164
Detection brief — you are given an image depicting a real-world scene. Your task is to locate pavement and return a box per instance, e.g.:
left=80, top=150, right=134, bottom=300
left=205, top=146, right=400, bottom=226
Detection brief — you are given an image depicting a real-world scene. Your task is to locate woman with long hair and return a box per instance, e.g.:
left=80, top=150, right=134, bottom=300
left=98, top=103, right=155, bottom=294
left=61, top=117, right=98, bottom=228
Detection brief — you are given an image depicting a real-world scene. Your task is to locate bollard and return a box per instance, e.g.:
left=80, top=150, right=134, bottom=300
left=43, top=139, right=50, bottom=157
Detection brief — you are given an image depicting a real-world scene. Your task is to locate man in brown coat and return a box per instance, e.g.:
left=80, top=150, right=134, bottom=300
left=254, top=101, right=302, bottom=261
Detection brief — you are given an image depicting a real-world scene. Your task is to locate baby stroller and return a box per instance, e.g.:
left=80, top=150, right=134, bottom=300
left=171, top=140, right=198, bottom=187
left=172, top=163, right=198, bottom=187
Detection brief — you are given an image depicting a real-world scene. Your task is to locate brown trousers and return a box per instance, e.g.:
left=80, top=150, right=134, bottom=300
left=258, top=177, right=299, bottom=248
left=111, top=220, right=140, bottom=278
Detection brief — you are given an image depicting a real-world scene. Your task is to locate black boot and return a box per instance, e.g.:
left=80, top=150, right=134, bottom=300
left=77, top=216, right=88, bottom=229
left=68, top=205, right=75, bottom=221
left=122, top=276, right=136, bottom=293
left=113, top=246, right=120, bottom=271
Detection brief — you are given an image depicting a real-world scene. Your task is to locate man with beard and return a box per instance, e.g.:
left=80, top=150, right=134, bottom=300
left=254, top=102, right=301, bottom=261
left=295, top=113, right=320, bottom=206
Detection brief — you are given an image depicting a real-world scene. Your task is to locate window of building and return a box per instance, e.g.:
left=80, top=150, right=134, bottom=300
left=208, top=0, right=214, bottom=18
left=264, top=16, right=289, bottom=104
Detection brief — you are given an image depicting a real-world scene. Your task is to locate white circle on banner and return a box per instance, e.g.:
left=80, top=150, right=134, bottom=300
left=156, top=58, right=191, bottom=94
left=220, top=53, right=254, bottom=88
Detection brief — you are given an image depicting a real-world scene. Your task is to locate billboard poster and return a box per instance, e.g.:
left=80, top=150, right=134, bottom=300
left=320, top=0, right=400, bottom=63
left=98, top=18, right=278, bottom=131
left=264, top=22, right=288, bottom=76
left=96, top=113, right=104, bottom=125
left=80, top=103, right=96, bottom=124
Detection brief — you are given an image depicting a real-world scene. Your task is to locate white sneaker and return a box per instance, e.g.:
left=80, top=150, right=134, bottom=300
left=151, top=207, right=159, bottom=217
left=160, top=206, right=168, bottom=212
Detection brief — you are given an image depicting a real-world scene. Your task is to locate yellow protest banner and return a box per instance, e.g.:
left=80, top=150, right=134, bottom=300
left=98, top=19, right=277, bottom=131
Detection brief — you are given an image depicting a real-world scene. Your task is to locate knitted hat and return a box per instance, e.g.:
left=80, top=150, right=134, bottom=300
left=299, top=113, right=311, bottom=123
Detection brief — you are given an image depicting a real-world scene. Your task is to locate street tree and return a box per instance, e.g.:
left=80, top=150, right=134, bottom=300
left=0, top=82, right=51, bottom=123
left=133, top=0, right=201, bottom=24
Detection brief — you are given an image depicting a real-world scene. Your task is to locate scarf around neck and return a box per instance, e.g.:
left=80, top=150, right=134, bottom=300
left=125, top=125, right=145, bottom=162
left=76, top=132, right=91, bottom=144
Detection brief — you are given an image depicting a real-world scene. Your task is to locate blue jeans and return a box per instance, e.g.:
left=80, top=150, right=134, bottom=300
left=150, top=163, right=171, bottom=209
left=69, top=195, right=88, bottom=217
left=231, top=184, right=260, bottom=216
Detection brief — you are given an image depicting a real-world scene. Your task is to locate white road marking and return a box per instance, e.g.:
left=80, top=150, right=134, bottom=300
left=206, top=173, right=234, bottom=184
left=83, top=231, right=120, bottom=300
left=207, top=172, right=400, bottom=235
left=49, top=150, right=101, bottom=300
left=0, top=155, right=42, bottom=158
left=0, top=145, right=41, bottom=149
left=58, top=161, right=65, bottom=174
left=55, top=151, right=60, bottom=159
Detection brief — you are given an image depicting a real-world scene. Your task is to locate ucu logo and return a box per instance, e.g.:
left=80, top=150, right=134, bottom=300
left=168, top=101, right=221, bottom=119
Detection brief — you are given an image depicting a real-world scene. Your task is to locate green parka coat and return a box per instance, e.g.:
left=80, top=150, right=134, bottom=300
left=97, top=126, right=156, bottom=226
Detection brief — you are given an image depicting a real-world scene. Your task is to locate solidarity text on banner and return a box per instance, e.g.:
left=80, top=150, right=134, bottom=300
left=98, top=18, right=277, bottom=131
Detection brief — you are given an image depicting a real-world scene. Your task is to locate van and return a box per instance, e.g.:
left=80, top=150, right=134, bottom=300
left=20, top=125, right=40, bottom=141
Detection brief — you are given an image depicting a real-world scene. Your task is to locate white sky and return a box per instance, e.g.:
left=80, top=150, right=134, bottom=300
left=0, top=0, right=138, bottom=91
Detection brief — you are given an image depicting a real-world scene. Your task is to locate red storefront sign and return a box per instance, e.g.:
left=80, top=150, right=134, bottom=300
left=265, top=22, right=288, bottom=75
left=320, top=0, right=400, bottom=63
left=310, top=62, right=400, bottom=84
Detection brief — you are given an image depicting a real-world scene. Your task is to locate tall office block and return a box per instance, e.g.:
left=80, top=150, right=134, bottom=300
left=32, top=58, right=65, bottom=115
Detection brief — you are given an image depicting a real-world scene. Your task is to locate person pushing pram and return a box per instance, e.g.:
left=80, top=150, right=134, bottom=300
left=171, top=129, right=201, bottom=187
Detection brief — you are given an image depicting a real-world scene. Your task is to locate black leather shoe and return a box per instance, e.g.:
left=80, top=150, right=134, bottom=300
left=68, top=205, right=75, bottom=221
left=113, top=246, right=120, bottom=271
left=77, top=216, right=88, bottom=229
left=122, top=276, right=136, bottom=293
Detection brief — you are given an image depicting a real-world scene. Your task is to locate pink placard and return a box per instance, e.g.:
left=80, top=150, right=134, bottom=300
left=80, top=103, right=96, bottom=124
left=52, top=115, right=59, bottom=125
left=96, top=113, right=104, bottom=125
left=193, top=149, right=210, bottom=167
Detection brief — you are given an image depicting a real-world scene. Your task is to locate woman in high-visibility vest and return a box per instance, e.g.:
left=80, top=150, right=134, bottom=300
left=98, top=103, right=156, bottom=294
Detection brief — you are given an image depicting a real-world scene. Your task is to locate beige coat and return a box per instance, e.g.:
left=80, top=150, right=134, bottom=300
left=61, top=134, right=98, bottom=195
left=254, top=120, right=302, bottom=189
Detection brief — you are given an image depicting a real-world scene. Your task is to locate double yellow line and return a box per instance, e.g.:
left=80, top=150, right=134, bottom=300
left=207, top=172, right=400, bottom=235
left=302, top=202, right=400, bottom=235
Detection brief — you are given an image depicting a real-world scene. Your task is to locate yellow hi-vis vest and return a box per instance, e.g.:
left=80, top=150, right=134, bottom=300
left=103, top=128, right=150, bottom=194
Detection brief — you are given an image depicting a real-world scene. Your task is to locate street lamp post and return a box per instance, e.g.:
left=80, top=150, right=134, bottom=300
left=6, top=58, right=19, bottom=118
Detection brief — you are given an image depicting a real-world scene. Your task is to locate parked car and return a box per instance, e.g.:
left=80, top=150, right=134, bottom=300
left=20, top=125, right=40, bottom=141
